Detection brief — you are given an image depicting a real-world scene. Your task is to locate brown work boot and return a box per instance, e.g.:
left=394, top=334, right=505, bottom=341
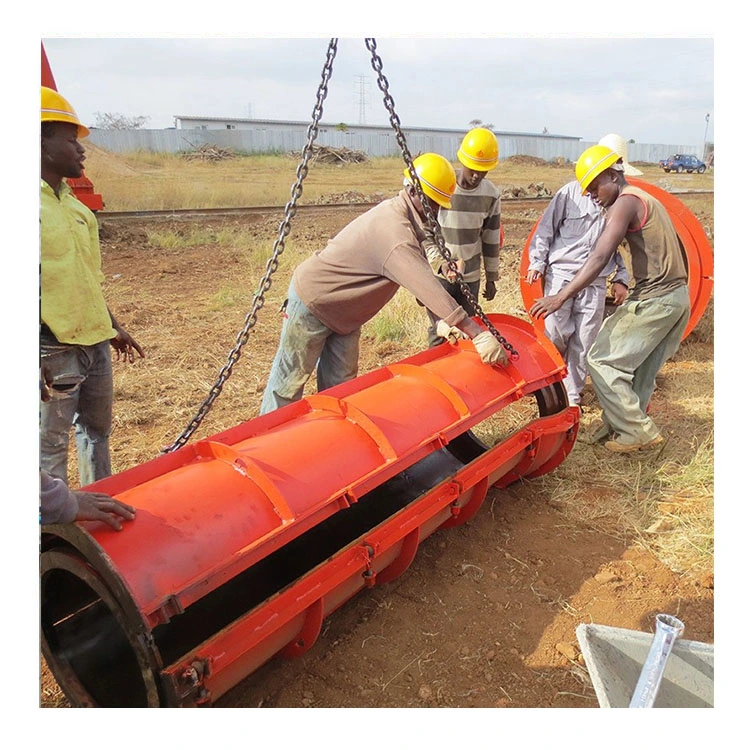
left=604, top=434, right=664, bottom=453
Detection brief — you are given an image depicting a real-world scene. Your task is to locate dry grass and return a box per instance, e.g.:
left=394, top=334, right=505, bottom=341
left=45, top=150, right=713, bottom=710
left=78, top=148, right=713, bottom=579
left=82, top=145, right=715, bottom=212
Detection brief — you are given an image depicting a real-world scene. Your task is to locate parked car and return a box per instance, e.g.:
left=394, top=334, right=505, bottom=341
left=660, top=154, right=707, bottom=174
left=659, top=155, right=677, bottom=169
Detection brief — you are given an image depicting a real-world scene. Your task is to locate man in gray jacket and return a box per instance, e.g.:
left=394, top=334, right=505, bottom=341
left=526, top=134, right=637, bottom=408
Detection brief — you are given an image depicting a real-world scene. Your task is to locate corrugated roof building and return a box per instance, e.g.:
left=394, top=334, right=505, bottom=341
left=85, top=116, right=700, bottom=164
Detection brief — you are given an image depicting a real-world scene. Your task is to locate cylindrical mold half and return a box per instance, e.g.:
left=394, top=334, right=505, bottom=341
left=41, top=314, right=579, bottom=707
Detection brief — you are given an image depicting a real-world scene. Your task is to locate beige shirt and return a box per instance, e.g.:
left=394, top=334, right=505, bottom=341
left=620, top=185, right=687, bottom=300
left=293, top=190, right=467, bottom=335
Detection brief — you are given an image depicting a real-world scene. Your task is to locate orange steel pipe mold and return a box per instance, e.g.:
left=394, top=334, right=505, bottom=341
left=519, top=180, right=714, bottom=341
left=41, top=314, right=579, bottom=707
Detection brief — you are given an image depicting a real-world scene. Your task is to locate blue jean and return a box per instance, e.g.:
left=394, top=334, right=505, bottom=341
left=259, top=284, right=360, bottom=415
left=586, top=284, right=690, bottom=444
left=40, top=337, right=113, bottom=485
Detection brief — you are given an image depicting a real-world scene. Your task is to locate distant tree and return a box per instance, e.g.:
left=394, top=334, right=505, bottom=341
left=469, top=119, right=482, bottom=128
left=93, top=112, right=150, bottom=130
left=542, top=127, right=549, bottom=135
left=468, top=119, right=494, bottom=130
left=336, top=122, right=349, bottom=132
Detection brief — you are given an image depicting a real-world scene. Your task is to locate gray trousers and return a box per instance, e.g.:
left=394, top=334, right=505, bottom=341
left=543, top=273, right=607, bottom=406
left=586, top=284, right=690, bottom=444
left=40, top=337, right=113, bottom=485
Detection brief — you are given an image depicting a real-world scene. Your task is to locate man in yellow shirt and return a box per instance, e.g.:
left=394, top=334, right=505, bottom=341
left=40, top=86, right=144, bottom=484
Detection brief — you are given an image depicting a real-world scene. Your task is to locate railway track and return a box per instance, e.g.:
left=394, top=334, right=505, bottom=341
left=97, top=190, right=713, bottom=222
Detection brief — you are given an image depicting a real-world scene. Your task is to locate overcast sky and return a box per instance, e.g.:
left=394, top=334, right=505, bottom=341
left=40, top=35, right=714, bottom=148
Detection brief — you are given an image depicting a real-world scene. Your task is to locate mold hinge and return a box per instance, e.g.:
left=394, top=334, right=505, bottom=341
left=172, top=658, right=213, bottom=706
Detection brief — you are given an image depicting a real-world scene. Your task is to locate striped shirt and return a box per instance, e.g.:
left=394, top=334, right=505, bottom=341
left=424, top=179, right=501, bottom=283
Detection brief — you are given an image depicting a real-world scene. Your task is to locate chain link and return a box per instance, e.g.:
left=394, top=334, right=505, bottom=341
left=365, top=38, right=519, bottom=362
left=163, top=38, right=340, bottom=453
left=166, top=37, right=518, bottom=453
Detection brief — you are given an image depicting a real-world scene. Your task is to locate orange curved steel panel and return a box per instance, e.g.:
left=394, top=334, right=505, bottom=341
left=41, top=314, right=579, bottom=707
left=519, top=183, right=714, bottom=340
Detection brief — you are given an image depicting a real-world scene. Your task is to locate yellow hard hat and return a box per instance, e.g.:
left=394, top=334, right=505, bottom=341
left=41, top=86, right=89, bottom=138
left=575, top=144, right=620, bottom=193
left=457, top=127, right=499, bottom=172
left=404, top=153, right=457, bottom=209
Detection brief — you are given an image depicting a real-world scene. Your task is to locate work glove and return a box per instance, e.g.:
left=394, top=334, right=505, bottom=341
left=436, top=320, right=468, bottom=345
left=471, top=331, right=509, bottom=366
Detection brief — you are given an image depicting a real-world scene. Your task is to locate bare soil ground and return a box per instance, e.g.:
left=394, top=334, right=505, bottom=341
left=40, top=194, right=714, bottom=711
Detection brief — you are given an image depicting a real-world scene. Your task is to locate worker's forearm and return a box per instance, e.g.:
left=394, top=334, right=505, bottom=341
left=558, top=261, right=608, bottom=301
left=456, top=318, right=483, bottom=339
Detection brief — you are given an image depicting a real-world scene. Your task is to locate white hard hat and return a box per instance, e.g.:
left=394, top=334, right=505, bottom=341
left=598, top=133, right=643, bottom=176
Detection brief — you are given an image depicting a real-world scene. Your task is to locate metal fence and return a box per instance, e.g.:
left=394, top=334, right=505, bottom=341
left=86, top=127, right=699, bottom=165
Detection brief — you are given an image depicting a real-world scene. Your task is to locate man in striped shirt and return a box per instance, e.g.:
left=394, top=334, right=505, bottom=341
left=423, top=128, right=502, bottom=347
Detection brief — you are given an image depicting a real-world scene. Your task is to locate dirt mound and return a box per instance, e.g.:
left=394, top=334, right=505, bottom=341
left=291, top=145, right=368, bottom=165
left=505, top=155, right=551, bottom=167
left=97, top=222, right=151, bottom=252
left=501, top=182, right=553, bottom=198
left=314, top=191, right=388, bottom=204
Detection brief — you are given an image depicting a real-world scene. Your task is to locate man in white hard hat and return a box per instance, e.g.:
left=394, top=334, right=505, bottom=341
left=597, top=133, right=644, bottom=178
left=525, top=133, right=633, bottom=409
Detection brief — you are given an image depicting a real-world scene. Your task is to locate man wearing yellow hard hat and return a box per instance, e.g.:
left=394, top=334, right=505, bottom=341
left=260, top=153, right=509, bottom=414
left=526, top=134, right=634, bottom=409
left=530, top=143, right=689, bottom=453
left=40, top=86, right=145, bottom=485
left=422, top=127, right=502, bottom=347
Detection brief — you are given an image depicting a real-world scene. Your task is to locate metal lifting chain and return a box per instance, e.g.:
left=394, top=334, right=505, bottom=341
left=365, top=38, right=519, bottom=362
left=163, top=38, right=340, bottom=453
